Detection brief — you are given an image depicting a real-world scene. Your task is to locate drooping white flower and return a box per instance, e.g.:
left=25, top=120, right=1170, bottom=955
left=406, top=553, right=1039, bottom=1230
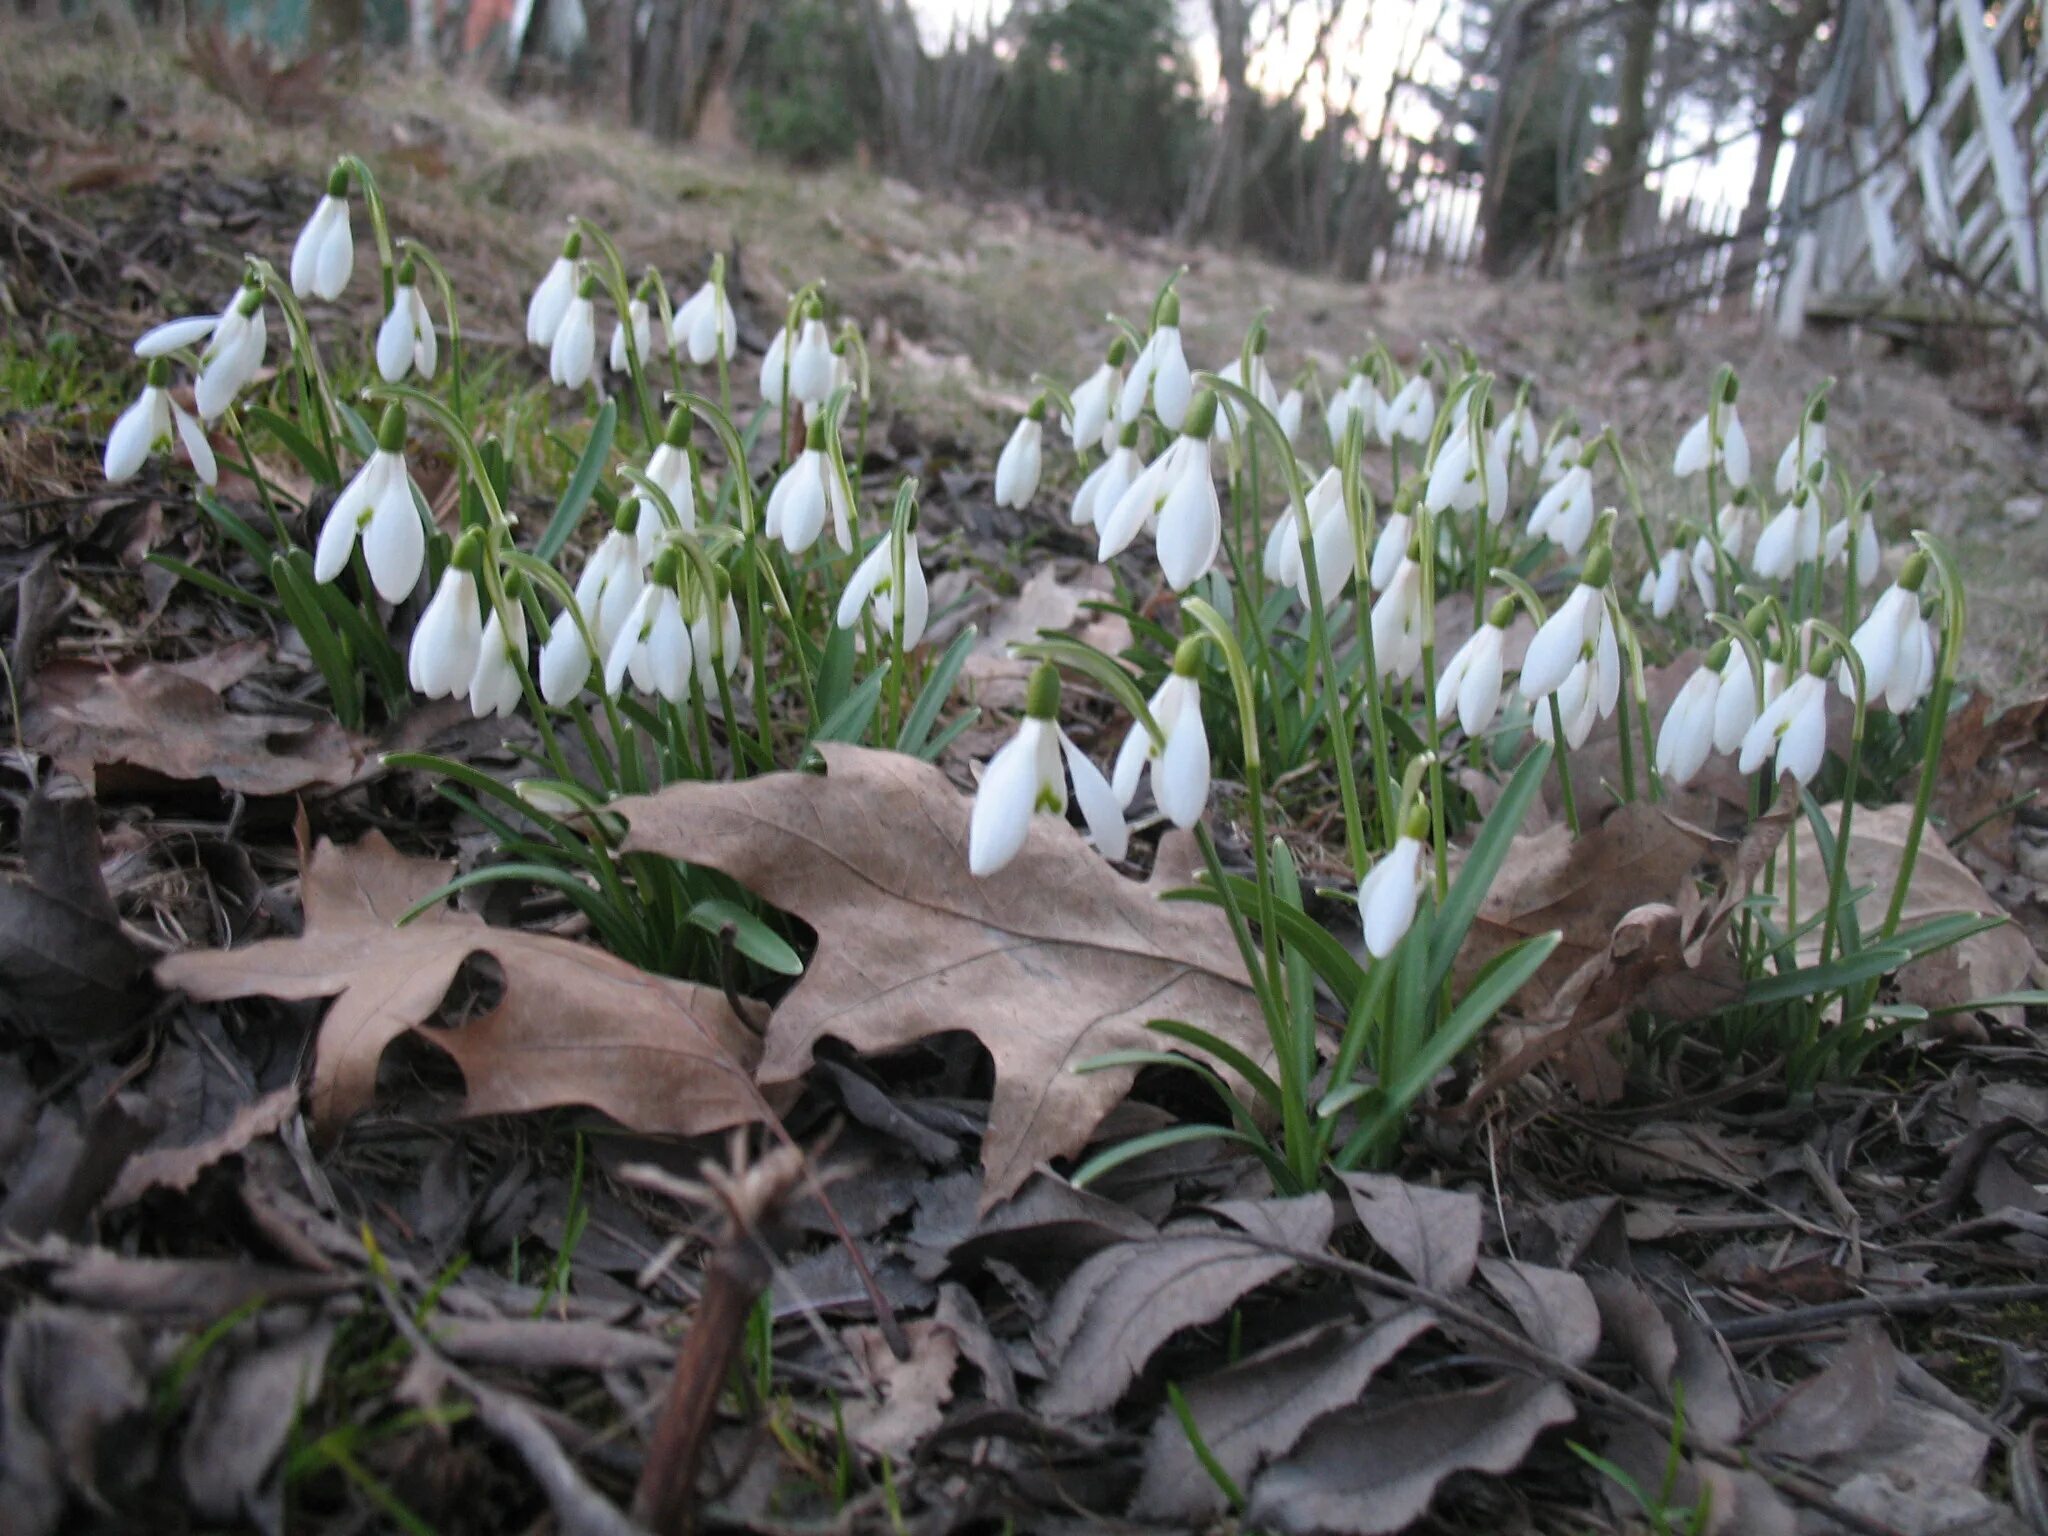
left=575, top=526, right=646, bottom=655
left=1359, top=832, right=1427, bottom=959
left=409, top=563, right=484, bottom=700
left=690, top=590, right=745, bottom=692
left=672, top=280, right=738, bottom=366
left=1526, top=463, right=1595, bottom=555
left=1424, top=422, right=1508, bottom=524
left=1097, top=404, right=1221, bottom=591
left=1111, top=663, right=1209, bottom=829
left=1674, top=397, right=1749, bottom=487
left=1376, top=374, right=1434, bottom=445
left=1066, top=353, right=1122, bottom=453
left=836, top=531, right=930, bottom=651
left=1520, top=578, right=1608, bottom=702
left=314, top=410, right=425, bottom=602
left=1370, top=557, right=1427, bottom=684
left=1774, top=415, right=1828, bottom=494
left=788, top=316, right=836, bottom=406
left=609, top=296, right=655, bottom=374
left=1212, top=350, right=1281, bottom=448
left=763, top=436, right=852, bottom=555
left=760, top=325, right=791, bottom=406
left=634, top=437, right=698, bottom=553
left=103, top=362, right=217, bottom=488
left=995, top=409, right=1044, bottom=510
left=1655, top=660, right=1723, bottom=786
left=289, top=173, right=354, bottom=302
left=1276, top=388, right=1303, bottom=444
left=1118, top=311, right=1193, bottom=431
left=134, top=314, right=222, bottom=359
left=468, top=602, right=529, bottom=720
left=968, top=668, right=1126, bottom=875
left=603, top=581, right=694, bottom=703
left=1712, top=646, right=1784, bottom=756
left=1539, top=430, right=1582, bottom=485
left=1532, top=655, right=1602, bottom=748
left=538, top=609, right=592, bottom=707
left=1436, top=617, right=1508, bottom=738
left=194, top=287, right=267, bottom=423
left=1739, top=669, right=1828, bottom=785
left=1325, top=372, right=1383, bottom=454
left=1493, top=401, right=1539, bottom=468
left=1072, top=437, right=1144, bottom=528
left=549, top=283, right=598, bottom=390
left=1846, top=568, right=1936, bottom=714
left=1636, top=548, right=1684, bottom=619
left=375, top=272, right=438, bottom=384
left=1752, top=492, right=1821, bottom=581
left=1271, top=467, right=1354, bottom=609
left=525, top=235, right=581, bottom=348
left=1369, top=510, right=1411, bottom=593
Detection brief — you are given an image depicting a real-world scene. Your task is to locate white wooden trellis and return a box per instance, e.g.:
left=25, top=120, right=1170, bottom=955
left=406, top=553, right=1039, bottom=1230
left=1774, top=0, right=2047, bottom=337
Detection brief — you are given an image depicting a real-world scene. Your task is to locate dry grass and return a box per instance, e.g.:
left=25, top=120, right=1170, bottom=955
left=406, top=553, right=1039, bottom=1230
left=6, top=25, right=2044, bottom=694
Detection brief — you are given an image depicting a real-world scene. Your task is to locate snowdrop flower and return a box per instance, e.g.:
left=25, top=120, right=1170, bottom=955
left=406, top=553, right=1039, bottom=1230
left=1526, top=460, right=1595, bottom=555
left=525, top=230, right=582, bottom=349
left=1072, top=425, right=1144, bottom=528
left=1424, top=421, right=1509, bottom=525
left=1774, top=402, right=1828, bottom=494
left=1687, top=498, right=1752, bottom=609
left=375, top=260, right=438, bottom=384
left=1370, top=510, right=1412, bottom=593
left=1824, top=507, right=1880, bottom=587
left=1376, top=372, right=1434, bottom=445
left=1520, top=552, right=1614, bottom=704
left=1739, top=663, right=1829, bottom=786
left=836, top=528, right=930, bottom=651
left=1370, top=557, right=1427, bottom=684
left=410, top=546, right=485, bottom=701
left=995, top=401, right=1045, bottom=510
left=314, top=407, right=425, bottom=602
left=549, top=276, right=599, bottom=390
left=633, top=410, right=699, bottom=553
left=1493, top=399, right=1539, bottom=469
left=469, top=599, right=529, bottom=720
left=1096, top=391, right=1222, bottom=591
left=1673, top=378, right=1750, bottom=487
left=1436, top=600, right=1511, bottom=738
left=1538, top=428, right=1583, bottom=485
left=1655, top=646, right=1726, bottom=786
left=1533, top=655, right=1602, bottom=749
left=1265, top=467, right=1354, bottom=608
left=760, top=323, right=792, bottom=406
left=134, top=313, right=222, bottom=360
left=968, top=664, right=1127, bottom=876
left=1359, top=805, right=1431, bottom=959
left=671, top=278, right=738, bottom=366
left=609, top=295, right=655, bottom=375
left=1276, top=387, right=1303, bottom=445
left=194, top=282, right=267, bottom=423
left=603, top=560, right=695, bottom=703
left=763, top=419, right=853, bottom=555
left=788, top=313, right=836, bottom=407
left=1752, top=489, right=1821, bottom=581
left=1847, top=555, right=1936, bottom=713
left=538, top=607, right=592, bottom=707
left=1326, top=370, right=1383, bottom=454
left=1212, top=334, right=1281, bottom=448
left=1067, top=339, right=1127, bottom=453
left=289, top=167, right=354, bottom=302
left=1711, top=640, right=1782, bottom=757
left=1118, top=294, right=1192, bottom=430
left=575, top=516, right=647, bottom=655
left=1637, top=547, right=1684, bottom=619
left=103, top=359, right=217, bottom=487
left=1112, top=642, right=1210, bottom=829
left=691, top=586, right=745, bottom=693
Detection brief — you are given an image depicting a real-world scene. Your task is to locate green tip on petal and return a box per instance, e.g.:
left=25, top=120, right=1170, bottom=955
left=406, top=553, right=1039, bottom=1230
left=1182, top=388, right=1218, bottom=441
left=1743, top=601, right=1774, bottom=638
left=1107, top=335, right=1130, bottom=367
left=1400, top=798, right=1432, bottom=842
left=145, top=356, right=172, bottom=388
left=1581, top=544, right=1613, bottom=589
left=1026, top=395, right=1047, bottom=423
left=325, top=164, right=351, bottom=198
left=1899, top=550, right=1930, bottom=593
left=1156, top=290, right=1181, bottom=329
left=1705, top=637, right=1732, bottom=671
left=1486, top=593, right=1518, bottom=629
left=652, top=548, right=682, bottom=586
left=1171, top=636, right=1205, bottom=678
left=663, top=406, right=693, bottom=448
left=451, top=528, right=486, bottom=573
left=375, top=403, right=408, bottom=454
left=1024, top=662, right=1061, bottom=721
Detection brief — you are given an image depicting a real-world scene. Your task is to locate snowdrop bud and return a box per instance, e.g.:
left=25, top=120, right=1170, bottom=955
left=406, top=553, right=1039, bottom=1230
left=1067, top=350, right=1119, bottom=453
left=672, top=279, right=738, bottom=366
left=410, top=536, right=486, bottom=700
left=526, top=230, right=582, bottom=349
left=1359, top=816, right=1429, bottom=959
left=995, top=399, right=1045, bottom=510
left=968, top=664, right=1126, bottom=876
left=376, top=259, right=438, bottom=384
left=691, top=579, right=744, bottom=692
left=1646, top=547, right=1684, bottom=618
left=290, top=166, right=355, bottom=302
left=195, top=281, right=267, bottom=423
left=1539, top=429, right=1582, bottom=485
left=1112, top=641, right=1210, bottom=829
left=1153, top=397, right=1223, bottom=591
left=1655, top=643, right=1726, bottom=786
left=361, top=405, right=426, bottom=602
left=469, top=596, right=530, bottom=720
left=1520, top=572, right=1606, bottom=701
left=539, top=611, right=592, bottom=707
left=1073, top=424, right=1142, bottom=529
left=1370, top=557, right=1426, bottom=684
left=1435, top=616, right=1507, bottom=739
left=609, top=294, right=655, bottom=374
left=548, top=275, right=599, bottom=391
left=789, top=309, right=835, bottom=405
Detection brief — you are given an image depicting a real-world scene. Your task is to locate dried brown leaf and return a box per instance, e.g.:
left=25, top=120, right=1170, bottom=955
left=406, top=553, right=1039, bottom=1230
left=179, top=1321, right=333, bottom=1524
left=1134, top=1309, right=1437, bottom=1521
left=1037, top=1195, right=1333, bottom=1419
left=616, top=744, right=1263, bottom=1206
left=1476, top=1258, right=1601, bottom=1368
left=104, top=1086, right=298, bottom=1209
left=1340, top=1173, right=1482, bottom=1292
left=1246, top=1376, right=1576, bottom=1535
left=155, top=832, right=763, bottom=1138
left=1751, top=1318, right=1895, bottom=1459
left=841, top=1318, right=960, bottom=1459
left=24, top=645, right=367, bottom=797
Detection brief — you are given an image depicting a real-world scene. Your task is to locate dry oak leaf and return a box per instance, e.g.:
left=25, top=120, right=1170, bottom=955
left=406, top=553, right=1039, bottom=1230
left=154, top=832, right=763, bottom=1136
left=615, top=744, right=1263, bottom=1207
left=24, top=644, right=366, bottom=797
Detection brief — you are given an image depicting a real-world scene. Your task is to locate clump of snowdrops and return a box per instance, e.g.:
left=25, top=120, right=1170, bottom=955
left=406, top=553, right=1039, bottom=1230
left=108, top=154, right=2021, bottom=1188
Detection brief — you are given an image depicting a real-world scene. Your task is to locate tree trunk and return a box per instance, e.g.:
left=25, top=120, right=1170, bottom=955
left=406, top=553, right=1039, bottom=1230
left=1587, top=0, right=1660, bottom=261
left=1723, top=0, right=1831, bottom=307
left=1178, top=0, right=1251, bottom=243
left=1478, top=2, right=1533, bottom=276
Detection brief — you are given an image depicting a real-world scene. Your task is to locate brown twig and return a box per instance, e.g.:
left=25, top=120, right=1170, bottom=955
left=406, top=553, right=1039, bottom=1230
left=1714, top=1281, right=2048, bottom=1343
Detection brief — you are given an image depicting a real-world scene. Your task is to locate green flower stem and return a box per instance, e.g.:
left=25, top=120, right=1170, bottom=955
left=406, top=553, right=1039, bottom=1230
left=885, top=479, right=917, bottom=746
left=1807, top=621, right=1867, bottom=970
left=250, top=259, right=341, bottom=466
left=365, top=382, right=509, bottom=531
left=569, top=218, right=657, bottom=446
left=1340, top=422, right=1397, bottom=846
left=1550, top=695, right=1581, bottom=835
left=339, top=155, right=396, bottom=311
left=224, top=406, right=292, bottom=549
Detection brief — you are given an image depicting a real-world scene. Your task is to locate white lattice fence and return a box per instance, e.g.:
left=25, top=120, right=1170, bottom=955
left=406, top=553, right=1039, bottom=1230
left=1776, top=0, right=2047, bottom=336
